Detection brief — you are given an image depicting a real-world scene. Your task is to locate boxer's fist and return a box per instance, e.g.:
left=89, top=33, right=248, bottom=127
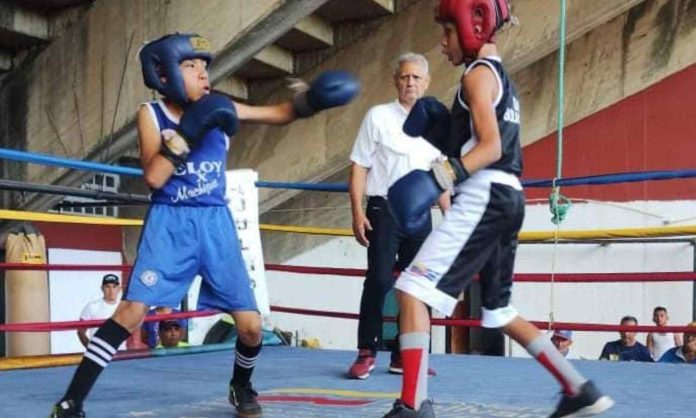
left=387, top=170, right=443, bottom=235
left=178, top=93, right=238, bottom=141
left=293, top=71, right=360, bottom=118
left=403, top=97, right=450, bottom=152
left=160, top=93, right=238, bottom=166
left=431, top=157, right=469, bottom=195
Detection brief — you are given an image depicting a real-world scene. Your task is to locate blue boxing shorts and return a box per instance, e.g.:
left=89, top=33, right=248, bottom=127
left=124, top=204, right=258, bottom=312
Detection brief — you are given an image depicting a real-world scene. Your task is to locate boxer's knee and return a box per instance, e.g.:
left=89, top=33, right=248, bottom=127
left=232, top=311, right=262, bottom=346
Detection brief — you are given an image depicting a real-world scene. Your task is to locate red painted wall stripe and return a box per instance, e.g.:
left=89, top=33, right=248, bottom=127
left=523, top=63, right=696, bottom=201
left=34, top=221, right=122, bottom=252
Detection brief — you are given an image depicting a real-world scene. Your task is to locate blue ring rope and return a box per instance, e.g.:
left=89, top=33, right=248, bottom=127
left=0, top=148, right=143, bottom=177
left=523, top=170, right=696, bottom=187
left=255, top=181, right=348, bottom=192
left=2, top=147, right=696, bottom=192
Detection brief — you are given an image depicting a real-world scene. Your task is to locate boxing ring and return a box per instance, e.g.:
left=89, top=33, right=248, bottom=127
left=1, top=146, right=696, bottom=417
left=1, top=344, right=694, bottom=418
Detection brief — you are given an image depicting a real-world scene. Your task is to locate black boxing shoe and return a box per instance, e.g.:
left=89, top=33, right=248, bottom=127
left=229, top=381, right=262, bottom=418
left=548, top=380, right=614, bottom=418
left=383, top=399, right=435, bottom=418
left=49, top=400, right=85, bottom=418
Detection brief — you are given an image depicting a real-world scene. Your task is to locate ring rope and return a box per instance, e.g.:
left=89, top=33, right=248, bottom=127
left=266, top=205, right=353, bottom=214
left=3, top=306, right=694, bottom=334
left=0, top=310, right=217, bottom=332
left=258, top=224, right=353, bottom=237
left=5, top=208, right=696, bottom=241
left=0, top=209, right=144, bottom=226
left=3, top=147, right=696, bottom=189
left=2, top=262, right=695, bottom=282
left=0, top=342, right=237, bottom=371
left=528, top=197, right=666, bottom=220
left=3, top=262, right=693, bottom=333
left=0, top=175, right=668, bottom=220
left=0, top=179, right=150, bottom=203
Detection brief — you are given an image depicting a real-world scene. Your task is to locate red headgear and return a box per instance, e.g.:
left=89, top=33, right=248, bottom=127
left=436, top=0, right=511, bottom=62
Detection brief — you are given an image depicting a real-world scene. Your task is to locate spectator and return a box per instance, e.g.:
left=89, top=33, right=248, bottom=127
left=646, top=306, right=682, bottom=361
left=658, top=321, right=696, bottom=364
left=77, top=274, right=122, bottom=348
left=156, top=319, right=190, bottom=348
left=550, top=330, right=577, bottom=359
left=141, top=306, right=187, bottom=348
left=347, top=52, right=447, bottom=379
left=599, top=316, right=652, bottom=362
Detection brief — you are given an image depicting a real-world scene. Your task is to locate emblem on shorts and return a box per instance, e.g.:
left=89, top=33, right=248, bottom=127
left=140, top=270, right=158, bottom=287
left=408, top=262, right=440, bottom=282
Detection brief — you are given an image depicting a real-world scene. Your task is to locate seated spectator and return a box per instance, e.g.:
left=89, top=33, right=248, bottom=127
left=599, top=315, right=652, bottom=362
left=646, top=306, right=682, bottom=361
left=156, top=319, right=189, bottom=348
left=659, top=322, right=696, bottom=364
left=550, top=330, right=577, bottom=359
left=141, top=306, right=187, bottom=348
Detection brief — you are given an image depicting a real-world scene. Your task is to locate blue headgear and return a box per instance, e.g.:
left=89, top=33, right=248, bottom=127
left=139, top=33, right=213, bottom=104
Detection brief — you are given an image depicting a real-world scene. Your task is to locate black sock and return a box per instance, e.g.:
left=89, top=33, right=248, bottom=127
left=231, top=338, right=262, bottom=387
left=61, top=319, right=130, bottom=406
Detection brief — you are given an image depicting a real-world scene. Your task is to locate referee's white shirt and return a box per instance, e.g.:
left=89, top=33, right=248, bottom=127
left=350, top=100, right=442, bottom=197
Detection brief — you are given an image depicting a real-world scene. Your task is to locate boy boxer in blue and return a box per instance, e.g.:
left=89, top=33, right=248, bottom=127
left=50, top=33, right=359, bottom=418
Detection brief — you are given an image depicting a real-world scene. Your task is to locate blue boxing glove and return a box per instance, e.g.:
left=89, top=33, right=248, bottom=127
left=388, top=158, right=469, bottom=235
left=160, top=93, right=238, bottom=166
left=178, top=93, right=238, bottom=141
left=388, top=170, right=443, bottom=235
left=293, top=70, right=360, bottom=118
left=403, top=97, right=451, bottom=153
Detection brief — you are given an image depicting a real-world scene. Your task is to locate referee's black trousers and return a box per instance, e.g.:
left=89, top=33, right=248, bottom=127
left=357, top=196, right=431, bottom=357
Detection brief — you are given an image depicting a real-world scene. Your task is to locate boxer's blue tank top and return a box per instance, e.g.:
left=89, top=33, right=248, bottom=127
left=145, top=100, right=229, bottom=206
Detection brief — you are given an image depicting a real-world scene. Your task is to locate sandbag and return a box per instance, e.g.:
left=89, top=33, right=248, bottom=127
left=5, top=223, right=50, bottom=356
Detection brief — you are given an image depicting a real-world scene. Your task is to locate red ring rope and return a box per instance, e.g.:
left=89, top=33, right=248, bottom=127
left=2, top=262, right=696, bottom=282
left=4, top=306, right=692, bottom=334
left=0, top=311, right=217, bottom=332
left=2, top=262, right=693, bottom=334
